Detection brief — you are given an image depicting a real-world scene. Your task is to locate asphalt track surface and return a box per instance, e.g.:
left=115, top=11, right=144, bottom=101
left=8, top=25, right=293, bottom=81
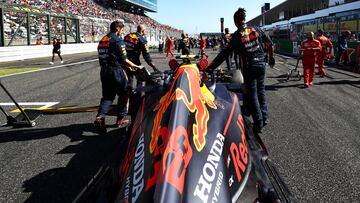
left=0, top=50, right=359, bottom=202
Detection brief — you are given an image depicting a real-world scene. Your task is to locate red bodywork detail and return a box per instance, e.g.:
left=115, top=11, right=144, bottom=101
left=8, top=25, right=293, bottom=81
left=145, top=127, right=167, bottom=191
left=223, top=93, right=238, bottom=136
left=161, top=126, right=193, bottom=193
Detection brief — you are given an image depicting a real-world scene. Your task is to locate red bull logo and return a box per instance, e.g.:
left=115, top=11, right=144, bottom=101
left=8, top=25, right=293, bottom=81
left=150, top=65, right=217, bottom=153
left=240, top=28, right=258, bottom=43
left=98, top=36, right=110, bottom=48
left=230, top=114, right=249, bottom=182
left=125, top=33, right=139, bottom=45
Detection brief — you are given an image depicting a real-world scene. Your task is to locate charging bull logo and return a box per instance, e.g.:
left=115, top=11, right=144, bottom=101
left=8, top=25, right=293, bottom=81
left=150, top=65, right=217, bottom=153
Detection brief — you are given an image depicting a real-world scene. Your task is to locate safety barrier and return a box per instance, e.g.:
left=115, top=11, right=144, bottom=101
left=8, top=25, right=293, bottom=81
left=0, top=43, right=98, bottom=63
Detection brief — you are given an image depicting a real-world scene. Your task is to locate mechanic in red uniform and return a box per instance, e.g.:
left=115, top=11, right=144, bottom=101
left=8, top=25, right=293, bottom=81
left=165, top=35, right=174, bottom=57
left=301, top=32, right=321, bottom=87
left=200, top=33, right=208, bottom=59
left=316, top=29, right=333, bottom=77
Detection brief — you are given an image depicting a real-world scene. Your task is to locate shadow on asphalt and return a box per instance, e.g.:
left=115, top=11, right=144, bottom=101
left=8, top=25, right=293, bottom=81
left=0, top=123, right=99, bottom=143
left=318, top=79, right=360, bottom=88
left=266, top=74, right=288, bottom=79
left=0, top=123, right=127, bottom=203
left=265, top=83, right=306, bottom=91
left=266, top=79, right=360, bottom=91
left=327, top=68, right=360, bottom=78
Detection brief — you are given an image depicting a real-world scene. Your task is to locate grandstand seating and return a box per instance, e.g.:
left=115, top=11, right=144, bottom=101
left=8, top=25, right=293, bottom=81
left=4, top=0, right=181, bottom=33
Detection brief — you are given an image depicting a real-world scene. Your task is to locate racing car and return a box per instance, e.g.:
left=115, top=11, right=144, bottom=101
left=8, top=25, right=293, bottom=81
left=74, top=55, right=292, bottom=203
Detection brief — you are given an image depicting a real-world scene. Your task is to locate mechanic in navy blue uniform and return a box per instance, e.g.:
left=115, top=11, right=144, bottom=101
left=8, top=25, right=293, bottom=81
left=221, top=28, right=233, bottom=70
left=124, top=25, right=159, bottom=72
left=335, top=30, right=351, bottom=66
left=94, top=21, right=143, bottom=132
left=178, top=33, right=191, bottom=55
left=207, top=8, right=275, bottom=134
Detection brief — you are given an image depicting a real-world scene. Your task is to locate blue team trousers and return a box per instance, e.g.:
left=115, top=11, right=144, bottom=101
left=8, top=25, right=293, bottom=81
left=97, top=67, right=129, bottom=118
left=243, top=62, right=268, bottom=129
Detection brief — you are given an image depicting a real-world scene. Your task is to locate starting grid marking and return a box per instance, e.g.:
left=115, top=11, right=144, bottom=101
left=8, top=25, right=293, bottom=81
left=0, top=59, right=99, bottom=78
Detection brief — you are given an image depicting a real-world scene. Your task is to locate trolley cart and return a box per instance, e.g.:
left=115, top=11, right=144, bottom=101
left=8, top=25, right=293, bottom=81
left=286, top=55, right=302, bottom=81
left=0, top=79, right=38, bottom=127
left=286, top=47, right=320, bottom=81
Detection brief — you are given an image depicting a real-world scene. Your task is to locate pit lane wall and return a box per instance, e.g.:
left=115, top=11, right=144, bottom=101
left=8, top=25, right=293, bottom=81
left=0, top=43, right=98, bottom=62
left=274, top=39, right=360, bottom=64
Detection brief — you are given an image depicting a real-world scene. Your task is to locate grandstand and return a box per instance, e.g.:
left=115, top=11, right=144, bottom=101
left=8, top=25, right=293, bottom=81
left=111, top=0, right=157, bottom=13
left=0, top=0, right=181, bottom=46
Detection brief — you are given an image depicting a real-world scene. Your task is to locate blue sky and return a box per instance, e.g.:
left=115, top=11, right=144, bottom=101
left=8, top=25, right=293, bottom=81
left=148, top=0, right=285, bottom=33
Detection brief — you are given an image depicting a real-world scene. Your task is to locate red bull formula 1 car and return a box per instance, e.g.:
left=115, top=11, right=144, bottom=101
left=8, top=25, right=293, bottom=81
left=75, top=55, right=292, bottom=203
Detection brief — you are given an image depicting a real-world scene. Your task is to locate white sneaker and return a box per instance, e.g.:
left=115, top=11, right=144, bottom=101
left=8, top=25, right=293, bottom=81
left=61, top=61, right=64, bottom=64
left=49, top=62, right=54, bottom=65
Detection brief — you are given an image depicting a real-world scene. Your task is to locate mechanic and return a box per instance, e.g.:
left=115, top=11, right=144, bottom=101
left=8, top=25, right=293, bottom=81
left=94, top=20, right=143, bottom=132
left=207, top=8, right=275, bottom=134
left=124, top=25, right=160, bottom=73
left=221, top=28, right=233, bottom=70
left=300, top=32, right=321, bottom=88
left=200, top=33, right=208, bottom=59
left=316, top=29, right=333, bottom=77
left=165, top=35, right=175, bottom=58
left=178, top=33, right=191, bottom=55
left=335, top=31, right=351, bottom=66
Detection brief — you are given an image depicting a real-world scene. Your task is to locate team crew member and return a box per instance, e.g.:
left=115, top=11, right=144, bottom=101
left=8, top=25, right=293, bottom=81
left=336, top=31, right=351, bottom=66
left=200, top=33, right=208, bottom=59
left=94, top=21, right=143, bottom=132
left=221, top=28, right=232, bottom=70
left=165, top=35, right=175, bottom=58
left=316, top=29, right=333, bottom=77
left=178, top=33, right=191, bottom=55
left=300, top=32, right=321, bottom=88
left=207, top=8, right=275, bottom=134
left=50, top=37, right=63, bottom=64
left=124, top=25, right=159, bottom=72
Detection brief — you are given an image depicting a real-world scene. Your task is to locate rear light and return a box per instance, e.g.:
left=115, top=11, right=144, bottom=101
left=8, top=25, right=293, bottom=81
left=197, top=58, right=208, bottom=71
left=168, top=59, right=179, bottom=70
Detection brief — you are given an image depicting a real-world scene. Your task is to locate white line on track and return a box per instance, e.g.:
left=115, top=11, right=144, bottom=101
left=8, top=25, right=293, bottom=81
left=0, top=59, right=99, bottom=78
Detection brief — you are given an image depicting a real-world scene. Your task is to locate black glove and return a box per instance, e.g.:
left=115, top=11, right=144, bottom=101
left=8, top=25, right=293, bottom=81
left=136, top=67, right=151, bottom=82
left=269, top=56, right=275, bottom=67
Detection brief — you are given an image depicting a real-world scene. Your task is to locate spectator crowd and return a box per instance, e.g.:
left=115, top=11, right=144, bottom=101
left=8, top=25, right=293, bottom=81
left=3, top=0, right=182, bottom=37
